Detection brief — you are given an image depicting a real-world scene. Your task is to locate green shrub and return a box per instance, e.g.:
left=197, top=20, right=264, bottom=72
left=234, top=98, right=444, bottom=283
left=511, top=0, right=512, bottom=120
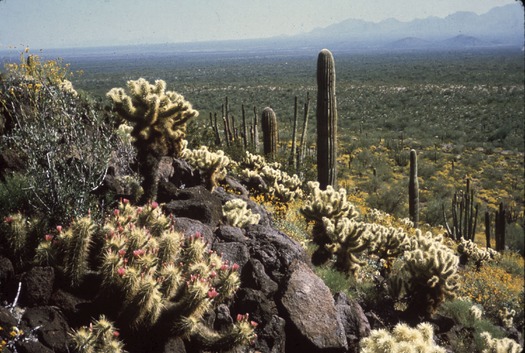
left=1, top=56, right=116, bottom=224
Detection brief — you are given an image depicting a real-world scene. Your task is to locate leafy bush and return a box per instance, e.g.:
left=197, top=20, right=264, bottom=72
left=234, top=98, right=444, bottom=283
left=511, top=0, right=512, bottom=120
left=0, top=53, right=116, bottom=224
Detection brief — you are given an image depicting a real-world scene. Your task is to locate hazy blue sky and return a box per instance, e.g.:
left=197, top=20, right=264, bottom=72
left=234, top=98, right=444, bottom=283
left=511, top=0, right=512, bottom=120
left=0, top=0, right=519, bottom=49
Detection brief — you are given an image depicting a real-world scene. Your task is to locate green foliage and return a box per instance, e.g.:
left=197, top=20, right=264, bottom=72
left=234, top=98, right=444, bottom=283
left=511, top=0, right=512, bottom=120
left=360, top=322, right=446, bottom=353
left=0, top=173, right=31, bottom=218
left=222, top=198, right=260, bottom=228
left=1, top=56, right=115, bottom=224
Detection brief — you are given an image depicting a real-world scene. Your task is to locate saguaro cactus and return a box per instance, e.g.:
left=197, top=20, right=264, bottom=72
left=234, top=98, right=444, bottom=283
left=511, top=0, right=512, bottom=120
left=261, top=107, right=278, bottom=160
left=316, top=49, right=338, bottom=190
left=409, top=149, right=419, bottom=228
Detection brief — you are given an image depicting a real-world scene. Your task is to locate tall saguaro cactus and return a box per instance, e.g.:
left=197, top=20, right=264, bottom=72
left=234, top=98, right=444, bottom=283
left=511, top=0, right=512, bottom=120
left=409, top=149, right=419, bottom=228
left=316, top=49, right=338, bottom=190
left=261, top=107, right=278, bottom=160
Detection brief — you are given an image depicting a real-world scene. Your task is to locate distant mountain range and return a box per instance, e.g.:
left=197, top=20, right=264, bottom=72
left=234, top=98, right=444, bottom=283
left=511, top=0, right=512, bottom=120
left=294, top=3, right=524, bottom=50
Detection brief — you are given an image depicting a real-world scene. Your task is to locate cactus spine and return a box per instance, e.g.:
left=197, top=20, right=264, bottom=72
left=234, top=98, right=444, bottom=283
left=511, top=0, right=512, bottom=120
left=409, top=149, right=419, bottom=228
left=261, top=107, right=278, bottom=161
left=316, top=49, right=338, bottom=189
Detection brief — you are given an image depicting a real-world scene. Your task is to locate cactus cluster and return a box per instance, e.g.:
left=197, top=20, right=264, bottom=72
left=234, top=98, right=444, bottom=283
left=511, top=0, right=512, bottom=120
left=301, top=181, right=367, bottom=271
left=239, top=151, right=303, bottom=202
left=480, top=331, right=522, bottom=353
left=182, top=144, right=231, bottom=191
left=366, top=223, right=411, bottom=269
left=391, top=230, right=460, bottom=316
left=360, top=322, right=446, bottom=353
left=107, top=78, right=198, bottom=202
left=33, top=216, right=96, bottom=287
left=222, top=198, right=261, bottom=228
left=69, top=315, right=125, bottom=353
left=457, top=237, right=498, bottom=268
left=97, top=200, right=255, bottom=349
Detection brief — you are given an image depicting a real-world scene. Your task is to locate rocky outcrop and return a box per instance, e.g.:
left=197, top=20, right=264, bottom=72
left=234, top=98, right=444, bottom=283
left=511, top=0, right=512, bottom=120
left=0, top=163, right=372, bottom=353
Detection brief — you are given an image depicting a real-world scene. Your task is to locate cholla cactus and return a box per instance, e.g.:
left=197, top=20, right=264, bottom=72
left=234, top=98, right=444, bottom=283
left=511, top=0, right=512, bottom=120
left=33, top=216, right=96, bottom=287
left=393, top=230, right=460, bottom=316
left=301, top=181, right=358, bottom=223
left=182, top=145, right=230, bottom=191
left=300, top=181, right=360, bottom=269
left=69, top=315, right=125, bottom=353
left=107, top=78, right=198, bottom=202
left=367, top=224, right=411, bottom=271
left=99, top=200, right=255, bottom=350
left=457, top=238, right=496, bottom=268
left=498, top=307, right=516, bottom=328
left=323, top=217, right=370, bottom=274
left=222, top=199, right=260, bottom=228
left=239, top=151, right=302, bottom=202
left=469, top=305, right=484, bottom=320
left=360, top=322, right=446, bottom=353
left=480, top=331, right=522, bottom=353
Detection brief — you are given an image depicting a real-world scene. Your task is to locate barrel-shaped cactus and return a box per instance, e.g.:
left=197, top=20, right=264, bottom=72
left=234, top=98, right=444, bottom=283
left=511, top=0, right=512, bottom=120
left=409, top=149, right=419, bottom=228
left=316, top=49, right=338, bottom=190
left=261, top=107, right=278, bottom=161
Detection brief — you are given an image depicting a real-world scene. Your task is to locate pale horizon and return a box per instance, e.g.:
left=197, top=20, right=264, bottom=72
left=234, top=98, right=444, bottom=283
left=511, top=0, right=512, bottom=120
left=0, top=0, right=521, bottom=50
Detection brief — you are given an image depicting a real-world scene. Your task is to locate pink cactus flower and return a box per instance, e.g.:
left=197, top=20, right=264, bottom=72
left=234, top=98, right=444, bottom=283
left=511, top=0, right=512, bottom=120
left=56, top=225, right=62, bottom=233
left=117, top=267, right=126, bottom=276
left=113, top=209, right=120, bottom=216
left=45, top=234, right=54, bottom=242
left=231, top=263, right=240, bottom=271
left=151, top=201, right=159, bottom=209
left=207, top=288, right=219, bottom=299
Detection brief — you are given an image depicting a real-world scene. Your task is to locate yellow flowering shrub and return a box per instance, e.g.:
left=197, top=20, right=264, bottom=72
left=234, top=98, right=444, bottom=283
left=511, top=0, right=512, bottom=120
left=457, top=263, right=524, bottom=327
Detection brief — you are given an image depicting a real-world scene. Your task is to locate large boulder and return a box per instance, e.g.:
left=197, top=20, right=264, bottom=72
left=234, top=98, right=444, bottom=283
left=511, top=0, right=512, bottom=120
left=334, top=292, right=371, bottom=353
left=280, top=260, right=348, bottom=352
left=163, top=186, right=223, bottom=227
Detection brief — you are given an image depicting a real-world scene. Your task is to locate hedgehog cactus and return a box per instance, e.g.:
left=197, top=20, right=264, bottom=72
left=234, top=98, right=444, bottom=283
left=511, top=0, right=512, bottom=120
left=316, top=49, right=338, bottom=190
left=409, top=149, right=419, bottom=228
left=70, top=315, right=125, bottom=353
left=261, top=107, right=278, bottom=161
left=107, top=78, right=198, bottom=202
left=98, top=200, right=255, bottom=349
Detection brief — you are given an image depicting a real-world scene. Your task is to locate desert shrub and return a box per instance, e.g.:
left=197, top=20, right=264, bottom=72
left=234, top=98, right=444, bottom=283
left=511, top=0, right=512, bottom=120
left=0, top=173, right=31, bottom=218
left=0, top=53, right=116, bottom=224
left=457, top=262, right=524, bottom=330
left=505, top=222, right=524, bottom=255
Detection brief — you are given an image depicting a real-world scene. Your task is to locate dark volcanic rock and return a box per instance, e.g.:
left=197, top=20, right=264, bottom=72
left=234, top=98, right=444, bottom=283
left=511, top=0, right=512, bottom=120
left=245, top=225, right=308, bottom=283
left=216, top=225, right=247, bottom=243
left=334, top=292, right=371, bottom=353
left=22, top=306, right=70, bottom=353
left=171, top=217, right=214, bottom=245
left=16, top=341, right=55, bottom=353
left=163, top=186, right=223, bottom=227
left=280, top=261, right=348, bottom=352
left=212, top=241, right=251, bottom=270
left=20, top=267, right=55, bottom=307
